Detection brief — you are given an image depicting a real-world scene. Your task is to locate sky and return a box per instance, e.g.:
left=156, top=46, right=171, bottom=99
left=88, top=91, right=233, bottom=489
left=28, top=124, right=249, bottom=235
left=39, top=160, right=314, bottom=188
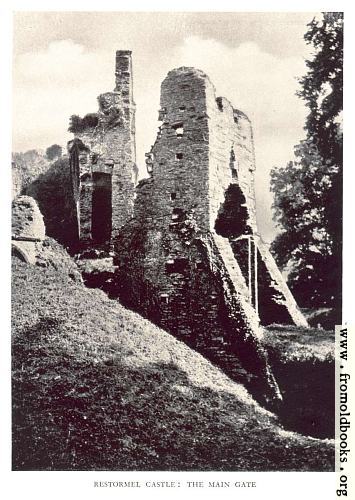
left=12, top=11, right=317, bottom=242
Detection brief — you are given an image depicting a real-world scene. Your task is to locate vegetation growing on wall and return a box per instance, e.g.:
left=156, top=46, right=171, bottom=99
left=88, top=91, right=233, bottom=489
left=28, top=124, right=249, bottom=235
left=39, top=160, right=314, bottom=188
left=46, top=144, right=62, bottom=160
left=68, top=113, right=99, bottom=133
left=25, top=158, right=79, bottom=251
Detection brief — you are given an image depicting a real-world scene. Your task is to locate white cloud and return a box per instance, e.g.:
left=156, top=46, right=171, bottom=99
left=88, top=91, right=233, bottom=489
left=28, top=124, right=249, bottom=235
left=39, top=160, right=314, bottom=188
left=13, top=40, right=113, bottom=151
left=15, top=39, right=113, bottom=87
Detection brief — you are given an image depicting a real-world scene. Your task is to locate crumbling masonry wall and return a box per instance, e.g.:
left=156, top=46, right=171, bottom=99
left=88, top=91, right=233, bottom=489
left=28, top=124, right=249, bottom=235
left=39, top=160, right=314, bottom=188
left=205, top=83, right=307, bottom=327
left=11, top=196, right=46, bottom=264
left=115, top=67, right=307, bottom=405
left=69, top=51, right=137, bottom=248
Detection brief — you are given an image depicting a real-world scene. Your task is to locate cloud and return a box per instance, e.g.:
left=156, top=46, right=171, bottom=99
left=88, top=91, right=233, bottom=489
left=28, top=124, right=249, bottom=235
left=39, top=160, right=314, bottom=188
left=13, top=40, right=113, bottom=151
left=15, top=39, right=112, bottom=87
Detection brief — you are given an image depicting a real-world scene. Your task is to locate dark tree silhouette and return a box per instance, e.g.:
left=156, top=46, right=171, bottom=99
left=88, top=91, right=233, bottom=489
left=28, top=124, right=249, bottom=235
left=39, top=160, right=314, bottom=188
left=270, top=12, right=343, bottom=320
left=46, top=144, right=62, bottom=160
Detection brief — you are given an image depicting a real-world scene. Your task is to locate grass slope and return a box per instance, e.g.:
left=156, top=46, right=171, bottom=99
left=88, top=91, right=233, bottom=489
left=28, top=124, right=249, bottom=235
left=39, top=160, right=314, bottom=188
left=12, top=259, right=334, bottom=471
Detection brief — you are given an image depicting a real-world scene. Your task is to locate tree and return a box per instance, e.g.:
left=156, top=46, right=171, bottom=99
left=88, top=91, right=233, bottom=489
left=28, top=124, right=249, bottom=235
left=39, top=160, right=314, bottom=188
left=68, top=113, right=99, bottom=133
left=270, top=12, right=343, bottom=319
left=46, top=144, right=62, bottom=160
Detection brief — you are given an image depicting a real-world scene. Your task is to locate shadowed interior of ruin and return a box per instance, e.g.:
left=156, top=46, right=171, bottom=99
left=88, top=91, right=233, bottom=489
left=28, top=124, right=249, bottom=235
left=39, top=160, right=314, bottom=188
left=92, top=173, right=112, bottom=244
left=214, top=184, right=251, bottom=238
left=215, top=183, right=294, bottom=326
left=25, top=159, right=79, bottom=250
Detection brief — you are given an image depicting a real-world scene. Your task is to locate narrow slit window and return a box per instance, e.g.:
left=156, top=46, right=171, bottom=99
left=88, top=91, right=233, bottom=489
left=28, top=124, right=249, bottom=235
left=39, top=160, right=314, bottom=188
left=230, top=149, right=238, bottom=179
left=170, top=193, right=177, bottom=201
left=216, top=97, right=224, bottom=111
left=91, top=153, right=99, bottom=164
left=160, top=294, right=169, bottom=304
left=172, top=123, right=184, bottom=137
left=171, top=208, right=184, bottom=221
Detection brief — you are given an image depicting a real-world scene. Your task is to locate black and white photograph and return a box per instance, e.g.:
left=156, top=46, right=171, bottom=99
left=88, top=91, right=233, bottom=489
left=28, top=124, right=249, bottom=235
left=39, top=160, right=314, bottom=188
left=1, top=4, right=353, bottom=499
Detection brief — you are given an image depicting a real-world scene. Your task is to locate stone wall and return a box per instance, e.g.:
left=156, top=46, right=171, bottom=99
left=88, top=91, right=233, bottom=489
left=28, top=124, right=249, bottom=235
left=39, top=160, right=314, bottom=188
left=11, top=195, right=45, bottom=264
left=69, top=50, right=137, bottom=248
left=12, top=195, right=46, bottom=241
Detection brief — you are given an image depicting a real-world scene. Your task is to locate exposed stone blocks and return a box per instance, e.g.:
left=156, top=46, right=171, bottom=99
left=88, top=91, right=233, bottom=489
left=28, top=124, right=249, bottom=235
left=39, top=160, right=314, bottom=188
left=65, top=54, right=308, bottom=404
left=12, top=195, right=46, bottom=241
left=12, top=195, right=46, bottom=264
left=144, top=68, right=211, bottom=231
left=79, top=180, right=94, bottom=242
left=69, top=50, right=137, bottom=247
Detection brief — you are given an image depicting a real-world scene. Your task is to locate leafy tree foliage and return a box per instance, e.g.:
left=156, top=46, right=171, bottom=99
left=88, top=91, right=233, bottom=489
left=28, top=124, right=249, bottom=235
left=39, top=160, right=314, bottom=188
left=46, top=144, right=62, bottom=160
left=270, top=12, right=343, bottom=317
left=68, top=113, right=99, bottom=133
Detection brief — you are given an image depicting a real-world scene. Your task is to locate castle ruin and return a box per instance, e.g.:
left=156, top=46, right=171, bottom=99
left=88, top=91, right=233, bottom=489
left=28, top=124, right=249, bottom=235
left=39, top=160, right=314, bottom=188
left=68, top=51, right=137, bottom=248
left=69, top=52, right=308, bottom=404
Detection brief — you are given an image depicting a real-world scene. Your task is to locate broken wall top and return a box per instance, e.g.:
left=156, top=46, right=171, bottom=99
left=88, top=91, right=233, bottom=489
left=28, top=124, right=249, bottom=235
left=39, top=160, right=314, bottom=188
left=143, top=66, right=257, bottom=234
left=12, top=195, right=46, bottom=241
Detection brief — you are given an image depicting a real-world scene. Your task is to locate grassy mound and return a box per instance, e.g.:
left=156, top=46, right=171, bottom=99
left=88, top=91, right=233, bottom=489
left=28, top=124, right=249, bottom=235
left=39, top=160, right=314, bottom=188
left=12, top=259, right=334, bottom=471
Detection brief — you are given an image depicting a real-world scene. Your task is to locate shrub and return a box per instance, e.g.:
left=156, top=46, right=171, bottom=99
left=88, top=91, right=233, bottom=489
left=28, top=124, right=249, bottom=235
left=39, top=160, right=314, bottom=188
left=68, top=113, right=99, bottom=133
left=46, top=144, right=62, bottom=160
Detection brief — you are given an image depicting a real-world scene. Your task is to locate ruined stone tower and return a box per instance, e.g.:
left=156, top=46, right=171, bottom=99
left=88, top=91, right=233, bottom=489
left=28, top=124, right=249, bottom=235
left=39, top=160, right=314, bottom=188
left=68, top=50, right=137, bottom=248
left=115, top=67, right=307, bottom=404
